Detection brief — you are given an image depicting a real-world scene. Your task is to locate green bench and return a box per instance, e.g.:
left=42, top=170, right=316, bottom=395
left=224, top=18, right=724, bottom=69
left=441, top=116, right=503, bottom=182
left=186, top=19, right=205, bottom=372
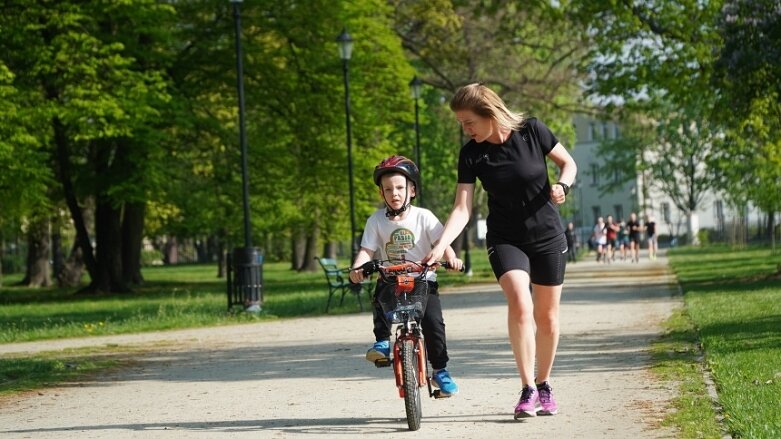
left=314, top=257, right=372, bottom=312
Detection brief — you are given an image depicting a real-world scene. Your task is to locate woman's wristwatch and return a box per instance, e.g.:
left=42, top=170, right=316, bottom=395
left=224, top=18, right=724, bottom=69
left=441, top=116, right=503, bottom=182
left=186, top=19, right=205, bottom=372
left=555, top=181, right=570, bottom=195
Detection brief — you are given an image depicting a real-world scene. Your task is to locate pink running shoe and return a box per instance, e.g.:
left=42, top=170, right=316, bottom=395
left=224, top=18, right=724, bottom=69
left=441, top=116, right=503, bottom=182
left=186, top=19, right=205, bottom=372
left=536, top=381, right=558, bottom=415
left=513, top=385, right=539, bottom=419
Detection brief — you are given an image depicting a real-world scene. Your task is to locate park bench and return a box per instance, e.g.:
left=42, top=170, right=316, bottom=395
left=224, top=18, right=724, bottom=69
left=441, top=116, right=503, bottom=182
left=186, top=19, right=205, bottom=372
left=314, top=257, right=372, bottom=312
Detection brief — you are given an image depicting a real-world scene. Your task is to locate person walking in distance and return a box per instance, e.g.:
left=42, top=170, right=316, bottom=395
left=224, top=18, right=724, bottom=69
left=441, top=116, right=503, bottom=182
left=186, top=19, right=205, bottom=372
left=422, top=83, right=577, bottom=419
left=626, top=212, right=641, bottom=263
left=645, top=215, right=658, bottom=260
left=618, top=219, right=629, bottom=261
left=593, top=217, right=607, bottom=263
left=564, top=222, right=577, bottom=263
left=605, top=215, right=619, bottom=263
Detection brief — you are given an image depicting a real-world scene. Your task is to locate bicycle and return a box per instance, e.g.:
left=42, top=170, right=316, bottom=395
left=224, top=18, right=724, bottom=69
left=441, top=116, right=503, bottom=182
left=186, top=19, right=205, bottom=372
left=353, top=259, right=463, bottom=431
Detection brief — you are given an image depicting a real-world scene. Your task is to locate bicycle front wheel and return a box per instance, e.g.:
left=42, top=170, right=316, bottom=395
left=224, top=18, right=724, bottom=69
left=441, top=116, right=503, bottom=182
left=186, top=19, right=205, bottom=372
left=400, top=338, right=422, bottom=431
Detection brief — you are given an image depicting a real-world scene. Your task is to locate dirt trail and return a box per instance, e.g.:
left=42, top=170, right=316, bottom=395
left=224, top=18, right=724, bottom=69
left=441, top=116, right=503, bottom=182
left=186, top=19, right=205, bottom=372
left=1, top=250, right=679, bottom=438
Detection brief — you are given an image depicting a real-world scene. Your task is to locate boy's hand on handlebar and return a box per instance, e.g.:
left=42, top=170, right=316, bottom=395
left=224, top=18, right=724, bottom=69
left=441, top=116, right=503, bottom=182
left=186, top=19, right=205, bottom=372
left=348, top=268, right=364, bottom=284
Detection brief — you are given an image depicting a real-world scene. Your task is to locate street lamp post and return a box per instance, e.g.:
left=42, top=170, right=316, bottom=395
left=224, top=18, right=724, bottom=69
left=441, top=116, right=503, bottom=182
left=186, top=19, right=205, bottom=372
left=231, top=0, right=251, bottom=248
left=409, top=75, right=423, bottom=206
left=337, top=29, right=357, bottom=262
left=228, top=0, right=262, bottom=312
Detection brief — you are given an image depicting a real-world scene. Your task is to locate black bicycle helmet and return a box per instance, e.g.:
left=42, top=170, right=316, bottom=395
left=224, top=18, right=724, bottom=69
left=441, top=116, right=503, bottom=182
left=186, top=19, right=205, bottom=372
left=373, top=155, right=420, bottom=217
left=373, top=155, right=420, bottom=189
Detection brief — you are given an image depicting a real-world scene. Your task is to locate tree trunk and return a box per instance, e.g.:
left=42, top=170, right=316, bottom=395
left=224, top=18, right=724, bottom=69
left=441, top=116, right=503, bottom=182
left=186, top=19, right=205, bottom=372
left=121, top=201, right=145, bottom=286
left=688, top=212, right=700, bottom=246
left=51, top=222, right=65, bottom=280
left=300, top=225, right=319, bottom=272
left=58, top=242, right=85, bottom=288
left=216, top=236, right=226, bottom=278
left=21, top=218, right=52, bottom=287
left=323, top=241, right=337, bottom=260
left=291, top=228, right=306, bottom=270
left=51, top=115, right=98, bottom=281
left=90, top=197, right=129, bottom=293
left=163, top=236, right=178, bottom=265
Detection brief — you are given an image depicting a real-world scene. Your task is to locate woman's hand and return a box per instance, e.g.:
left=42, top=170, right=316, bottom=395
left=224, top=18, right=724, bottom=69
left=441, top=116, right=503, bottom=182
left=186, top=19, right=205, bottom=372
left=550, top=183, right=567, bottom=205
left=422, top=245, right=446, bottom=267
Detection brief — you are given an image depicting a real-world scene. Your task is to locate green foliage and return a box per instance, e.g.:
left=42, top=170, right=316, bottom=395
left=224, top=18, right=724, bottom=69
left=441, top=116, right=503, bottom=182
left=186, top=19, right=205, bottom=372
left=1, top=0, right=603, bottom=269
left=569, top=0, right=723, bottom=109
left=0, top=63, right=53, bottom=219
left=0, top=255, right=25, bottom=275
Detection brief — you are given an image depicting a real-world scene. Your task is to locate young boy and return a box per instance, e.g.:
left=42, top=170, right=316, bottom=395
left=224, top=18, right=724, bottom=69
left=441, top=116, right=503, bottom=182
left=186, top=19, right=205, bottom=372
left=348, top=155, right=462, bottom=396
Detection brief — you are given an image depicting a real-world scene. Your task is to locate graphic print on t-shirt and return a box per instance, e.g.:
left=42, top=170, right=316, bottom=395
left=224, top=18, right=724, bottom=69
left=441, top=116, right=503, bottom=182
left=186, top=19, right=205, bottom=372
left=385, top=228, right=415, bottom=261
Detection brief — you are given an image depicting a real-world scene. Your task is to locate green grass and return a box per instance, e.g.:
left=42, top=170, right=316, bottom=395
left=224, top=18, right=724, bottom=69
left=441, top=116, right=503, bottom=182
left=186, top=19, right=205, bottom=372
left=0, top=352, right=120, bottom=397
left=664, top=245, right=781, bottom=439
left=0, top=253, right=494, bottom=344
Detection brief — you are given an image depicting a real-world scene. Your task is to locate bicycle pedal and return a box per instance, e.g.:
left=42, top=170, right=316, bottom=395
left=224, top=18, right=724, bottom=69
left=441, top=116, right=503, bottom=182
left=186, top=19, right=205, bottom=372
left=432, top=389, right=452, bottom=399
left=374, top=358, right=391, bottom=368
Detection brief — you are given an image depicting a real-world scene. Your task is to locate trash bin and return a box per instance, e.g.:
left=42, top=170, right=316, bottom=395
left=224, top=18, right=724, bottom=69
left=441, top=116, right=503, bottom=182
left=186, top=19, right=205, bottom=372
left=227, top=246, right=263, bottom=312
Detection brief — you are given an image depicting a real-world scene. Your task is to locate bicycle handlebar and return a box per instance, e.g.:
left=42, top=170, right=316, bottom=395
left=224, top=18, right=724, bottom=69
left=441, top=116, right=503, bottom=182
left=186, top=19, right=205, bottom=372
left=353, top=260, right=465, bottom=282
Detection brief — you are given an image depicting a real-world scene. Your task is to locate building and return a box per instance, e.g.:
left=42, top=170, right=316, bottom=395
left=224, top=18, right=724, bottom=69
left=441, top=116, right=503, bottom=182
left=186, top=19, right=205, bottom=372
left=568, top=114, right=762, bottom=246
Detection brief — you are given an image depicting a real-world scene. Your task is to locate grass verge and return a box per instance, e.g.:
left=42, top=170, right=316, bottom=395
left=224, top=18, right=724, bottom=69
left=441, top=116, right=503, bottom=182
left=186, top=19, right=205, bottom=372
left=660, top=245, right=781, bottom=439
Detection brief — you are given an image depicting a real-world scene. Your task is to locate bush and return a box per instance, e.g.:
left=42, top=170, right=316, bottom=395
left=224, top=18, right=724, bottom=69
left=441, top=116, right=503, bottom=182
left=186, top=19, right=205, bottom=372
left=1, top=255, right=25, bottom=274
left=697, top=228, right=711, bottom=246
left=141, top=249, right=163, bottom=266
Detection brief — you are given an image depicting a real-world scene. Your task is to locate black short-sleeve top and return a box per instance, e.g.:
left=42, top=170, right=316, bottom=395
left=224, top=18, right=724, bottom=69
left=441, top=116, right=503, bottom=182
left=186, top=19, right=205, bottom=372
left=457, top=117, right=564, bottom=244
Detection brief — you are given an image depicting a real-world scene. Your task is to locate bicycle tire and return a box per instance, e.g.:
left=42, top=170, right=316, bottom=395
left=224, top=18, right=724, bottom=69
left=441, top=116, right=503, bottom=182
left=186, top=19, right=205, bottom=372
left=400, top=338, right=422, bottom=431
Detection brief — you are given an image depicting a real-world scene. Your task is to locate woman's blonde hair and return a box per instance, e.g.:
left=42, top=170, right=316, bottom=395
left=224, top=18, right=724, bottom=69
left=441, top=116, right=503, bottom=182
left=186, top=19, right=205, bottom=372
left=449, top=83, right=526, bottom=131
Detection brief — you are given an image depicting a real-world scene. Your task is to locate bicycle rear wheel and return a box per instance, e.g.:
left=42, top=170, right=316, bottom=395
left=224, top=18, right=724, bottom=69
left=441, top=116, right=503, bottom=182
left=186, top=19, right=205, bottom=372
left=400, top=338, right=422, bottom=431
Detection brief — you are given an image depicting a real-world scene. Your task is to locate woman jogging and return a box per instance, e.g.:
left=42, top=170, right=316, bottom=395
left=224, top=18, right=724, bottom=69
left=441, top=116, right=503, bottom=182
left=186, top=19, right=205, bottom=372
left=422, top=83, right=577, bottom=419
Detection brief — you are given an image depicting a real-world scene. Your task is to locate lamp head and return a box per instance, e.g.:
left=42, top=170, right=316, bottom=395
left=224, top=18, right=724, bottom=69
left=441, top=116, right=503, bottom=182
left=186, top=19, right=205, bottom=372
left=336, top=28, right=353, bottom=60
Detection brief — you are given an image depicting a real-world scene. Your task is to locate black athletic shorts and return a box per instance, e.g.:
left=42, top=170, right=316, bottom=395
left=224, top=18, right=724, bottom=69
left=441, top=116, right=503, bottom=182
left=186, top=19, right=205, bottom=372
left=486, top=232, right=567, bottom=286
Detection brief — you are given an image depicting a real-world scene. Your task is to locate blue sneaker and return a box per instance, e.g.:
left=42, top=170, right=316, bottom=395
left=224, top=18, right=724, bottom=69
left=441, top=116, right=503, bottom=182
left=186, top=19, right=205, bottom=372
left=365, top=340, right=390, bottom=363
left=432, top=369, right=459, bottom=395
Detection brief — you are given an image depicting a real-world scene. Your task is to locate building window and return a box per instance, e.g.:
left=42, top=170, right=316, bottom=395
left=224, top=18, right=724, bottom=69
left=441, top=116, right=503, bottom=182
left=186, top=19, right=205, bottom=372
left=602, top=123, right=609, bottom=139
left=614, top=204, right=624, bottom=221
left=590, top=163, right=600, bottom=186
left=592, top=206, right=601, bottom=225
left=661, top=202, right=671, bottom=223
left=589, top=123, right=596, bottom=141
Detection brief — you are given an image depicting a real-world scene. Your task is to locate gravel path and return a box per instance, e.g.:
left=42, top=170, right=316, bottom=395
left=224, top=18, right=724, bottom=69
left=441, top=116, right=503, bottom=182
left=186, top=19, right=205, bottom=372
left=0, top=250, right=679, bottom=438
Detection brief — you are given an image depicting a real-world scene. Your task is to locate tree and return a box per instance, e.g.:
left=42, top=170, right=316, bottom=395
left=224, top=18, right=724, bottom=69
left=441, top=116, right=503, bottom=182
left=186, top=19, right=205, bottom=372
left=0, top=1, right=176, bottom=293
left=390, top=0, right=590, bottom=249
left=712, top=0, right=781, bottom=249
left=0, top=63, right=53, bottom=287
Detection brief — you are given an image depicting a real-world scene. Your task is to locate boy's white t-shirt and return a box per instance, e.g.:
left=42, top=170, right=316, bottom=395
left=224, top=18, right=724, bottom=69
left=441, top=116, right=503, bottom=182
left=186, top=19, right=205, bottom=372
left=360, top=205, right=444, bottom=281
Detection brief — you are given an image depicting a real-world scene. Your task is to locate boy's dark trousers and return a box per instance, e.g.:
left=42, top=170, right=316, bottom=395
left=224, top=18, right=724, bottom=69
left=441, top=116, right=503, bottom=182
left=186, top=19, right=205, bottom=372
left=371, top=280, right=449, bottom=370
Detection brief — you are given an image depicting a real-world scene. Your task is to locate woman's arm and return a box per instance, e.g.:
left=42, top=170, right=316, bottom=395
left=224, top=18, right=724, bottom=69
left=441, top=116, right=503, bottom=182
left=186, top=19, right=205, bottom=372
left=547, top=143, right=577, bottom=205
left=422, top=183, right=474, bottom=264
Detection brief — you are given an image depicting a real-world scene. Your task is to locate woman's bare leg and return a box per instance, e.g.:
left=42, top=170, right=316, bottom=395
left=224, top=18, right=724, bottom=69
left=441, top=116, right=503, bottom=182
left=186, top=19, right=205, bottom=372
left=531, top=283, right=563, bottom=383
left=498, top=270, right=535, bottom=386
